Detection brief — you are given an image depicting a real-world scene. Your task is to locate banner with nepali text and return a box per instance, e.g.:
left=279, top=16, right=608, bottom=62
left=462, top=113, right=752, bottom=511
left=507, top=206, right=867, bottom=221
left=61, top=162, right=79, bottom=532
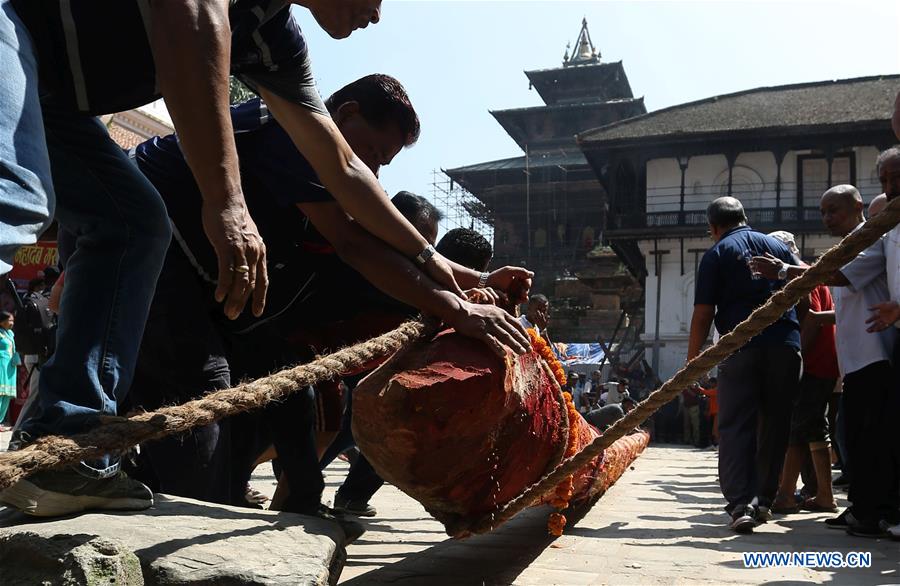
left=8, top=241, right=58, bottom=290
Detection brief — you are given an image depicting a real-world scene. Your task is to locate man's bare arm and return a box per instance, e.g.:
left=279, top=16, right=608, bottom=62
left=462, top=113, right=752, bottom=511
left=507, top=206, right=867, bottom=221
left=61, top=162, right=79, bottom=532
left=300, top=202, right=529, bottom=355
left=687, top=304, right=715, bottom=362
left=807, top=309, right=836, bottom=326
left=150, top=0, right=267, bottom=319
left=799, top=297, right=822, bottom=355
left=750, top=253, right=850, bottom=286
left=260, top=88, right=463, bottom=297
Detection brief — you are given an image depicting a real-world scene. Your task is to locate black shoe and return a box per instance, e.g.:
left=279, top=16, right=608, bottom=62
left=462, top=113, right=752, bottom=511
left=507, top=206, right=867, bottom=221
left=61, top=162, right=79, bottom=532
left=304, top=503, right=366, bottom=544
left=832, top=474, right=850, bottom=487
left=730, top=505, right=756, bottom=534
left=0, top=468, right=153, bottom=517
left=6, top=429, right=32, bottom=452
left=333, top=493, right=377, bottom=517
left=754, top=506, right=773, bottom=524
left=825, top=509, right=851, bottom=529
left=846, top=514, right=887, bottom=538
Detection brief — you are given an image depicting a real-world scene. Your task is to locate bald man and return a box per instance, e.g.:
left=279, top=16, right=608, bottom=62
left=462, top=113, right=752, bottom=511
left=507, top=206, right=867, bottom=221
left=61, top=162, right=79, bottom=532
left=868, top=194, right=888, bottom=218
left=753, top=176, right=900, bottom=536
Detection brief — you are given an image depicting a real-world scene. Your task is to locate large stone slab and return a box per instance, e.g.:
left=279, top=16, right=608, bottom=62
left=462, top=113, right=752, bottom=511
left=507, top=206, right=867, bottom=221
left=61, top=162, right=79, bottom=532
left=0, top=494, right=347, bottom=585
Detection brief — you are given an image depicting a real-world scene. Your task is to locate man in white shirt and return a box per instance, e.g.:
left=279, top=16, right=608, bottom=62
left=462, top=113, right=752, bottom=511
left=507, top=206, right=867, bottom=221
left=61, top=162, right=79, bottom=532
left=581, top=370, right=602, bottom=396
left=858, top=148, right=900, bottom=334
left=842, top=147, right=900, bottom=539
left=753, top=170, right=900, bottom=537
left=823, top=185, right=898, bottom=537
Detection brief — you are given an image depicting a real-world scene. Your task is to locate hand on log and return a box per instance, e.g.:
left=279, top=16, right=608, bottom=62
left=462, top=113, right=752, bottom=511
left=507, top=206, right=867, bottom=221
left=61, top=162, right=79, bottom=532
left=443, top=299, right=531, bottom=356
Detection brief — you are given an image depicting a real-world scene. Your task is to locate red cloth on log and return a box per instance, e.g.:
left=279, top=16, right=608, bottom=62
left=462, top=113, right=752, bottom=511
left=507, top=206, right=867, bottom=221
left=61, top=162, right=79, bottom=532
left=353, top=329, right=648, bottom=536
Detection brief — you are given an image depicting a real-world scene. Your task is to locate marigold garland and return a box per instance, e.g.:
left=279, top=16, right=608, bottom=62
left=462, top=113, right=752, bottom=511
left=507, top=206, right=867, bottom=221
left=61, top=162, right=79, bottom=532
left=525, top=329, right=566, bottom=387
left=525, top=328, right=578, bottom=536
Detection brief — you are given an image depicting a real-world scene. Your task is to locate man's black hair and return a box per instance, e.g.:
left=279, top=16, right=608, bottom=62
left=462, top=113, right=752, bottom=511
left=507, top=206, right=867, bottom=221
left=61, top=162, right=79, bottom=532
left=707, top=196, right=747, bottom=228
left=42, top=266, right=60, bottom=289
left=27, top=278, right=44, bottom=294
left=392, top=190, right=442, bottom=227
left=325, top=74, right=421, bottom=146
left=529, top=294, right=549, bottom=306
left=436, top=228, right=493, bottom=271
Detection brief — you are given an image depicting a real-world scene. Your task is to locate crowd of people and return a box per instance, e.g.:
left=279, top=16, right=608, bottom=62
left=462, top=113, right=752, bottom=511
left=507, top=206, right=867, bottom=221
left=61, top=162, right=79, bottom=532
left=646, top=377, right=718, bottom=448
left=686, top=139, right=899, bottom=537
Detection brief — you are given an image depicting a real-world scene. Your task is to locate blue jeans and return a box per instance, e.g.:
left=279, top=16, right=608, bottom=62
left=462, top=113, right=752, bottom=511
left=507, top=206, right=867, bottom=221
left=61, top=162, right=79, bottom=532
left=18, top=109, right=172, bottom=478
left=0, top=0, right=54, bottom=273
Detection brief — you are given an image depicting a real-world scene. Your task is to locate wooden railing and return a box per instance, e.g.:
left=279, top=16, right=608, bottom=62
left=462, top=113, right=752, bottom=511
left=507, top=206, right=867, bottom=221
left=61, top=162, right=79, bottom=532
left=610, top=207, right=824, bottom=231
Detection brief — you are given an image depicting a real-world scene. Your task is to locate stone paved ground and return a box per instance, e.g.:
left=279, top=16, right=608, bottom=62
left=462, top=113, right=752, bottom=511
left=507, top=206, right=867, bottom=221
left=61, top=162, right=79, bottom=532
left=5, top=431, right=898, bottom=585
left=296, top=446, right=898, bottom=585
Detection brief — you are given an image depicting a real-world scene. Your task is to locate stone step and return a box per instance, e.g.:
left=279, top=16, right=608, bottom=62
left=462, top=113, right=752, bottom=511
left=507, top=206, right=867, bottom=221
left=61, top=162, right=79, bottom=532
left=0, top=494, right=348, bottom=585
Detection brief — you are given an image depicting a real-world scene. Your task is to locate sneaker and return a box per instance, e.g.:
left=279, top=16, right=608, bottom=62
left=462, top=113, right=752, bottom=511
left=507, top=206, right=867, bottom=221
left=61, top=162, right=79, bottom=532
left=333, top=493, right=377, bottom=517
left=303, top=503, right=366, bottom=544
left=6, top=429, right=32, bottom=452
left=825, top=509, right=851, bottom=529
left=832, top=474, right=850, bottom=487
left=0, top=469, right=153, bottom=517
left=846, top=513, right=887, bottom=538
left=730, top=505, right=756, bottom=534
left=755, top=506, right=773, bottom=524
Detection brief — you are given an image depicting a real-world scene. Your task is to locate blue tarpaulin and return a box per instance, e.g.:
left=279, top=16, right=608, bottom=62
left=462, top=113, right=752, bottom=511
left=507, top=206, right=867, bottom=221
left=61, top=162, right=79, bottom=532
left=553, top=342, right=605, bottom=366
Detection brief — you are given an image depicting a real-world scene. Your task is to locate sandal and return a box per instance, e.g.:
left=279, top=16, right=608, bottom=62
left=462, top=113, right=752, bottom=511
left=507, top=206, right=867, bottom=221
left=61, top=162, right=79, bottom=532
left=801, top=499, right=838, bottom=513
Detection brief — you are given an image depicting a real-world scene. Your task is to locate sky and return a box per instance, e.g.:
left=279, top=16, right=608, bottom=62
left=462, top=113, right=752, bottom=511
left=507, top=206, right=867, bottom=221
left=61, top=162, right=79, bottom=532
left=290, top=0, right=900, bottom=211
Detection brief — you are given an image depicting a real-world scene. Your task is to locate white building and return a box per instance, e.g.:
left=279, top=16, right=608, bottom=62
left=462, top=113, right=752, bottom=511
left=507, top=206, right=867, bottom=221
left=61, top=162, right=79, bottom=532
left=101, top=99, right=174, bottom=149
left=578, top=75, right=899, bottom=380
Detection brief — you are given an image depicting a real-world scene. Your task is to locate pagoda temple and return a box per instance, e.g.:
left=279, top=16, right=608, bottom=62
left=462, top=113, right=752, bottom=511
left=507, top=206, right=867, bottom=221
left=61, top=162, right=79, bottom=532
left=446, top=19, right=645, bottom=343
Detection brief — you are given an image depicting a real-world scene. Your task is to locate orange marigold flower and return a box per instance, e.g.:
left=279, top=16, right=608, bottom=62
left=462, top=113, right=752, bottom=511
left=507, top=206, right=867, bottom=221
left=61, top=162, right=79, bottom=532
left=529, top=326, right=579, bottom=535
left=548, top=512, right=567, bottom=536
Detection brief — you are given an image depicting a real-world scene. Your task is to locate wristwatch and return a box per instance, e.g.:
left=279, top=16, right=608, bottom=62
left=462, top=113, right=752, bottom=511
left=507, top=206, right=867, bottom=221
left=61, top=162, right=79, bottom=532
left=415, top=244, right=436, bottom=266
left=777, top=262, right=788, bottom=280
left=477, top=271, right=489, bottom=288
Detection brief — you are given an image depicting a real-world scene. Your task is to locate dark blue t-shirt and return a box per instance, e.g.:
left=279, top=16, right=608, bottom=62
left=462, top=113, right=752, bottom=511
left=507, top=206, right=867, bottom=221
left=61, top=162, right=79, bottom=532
left=15, top=0, right=327, bottom=116
left=694, top=226, right=800, bottom=350
left=135, top=98, right=413, bottom=335
left=135, top=98, right=335, bottom=334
